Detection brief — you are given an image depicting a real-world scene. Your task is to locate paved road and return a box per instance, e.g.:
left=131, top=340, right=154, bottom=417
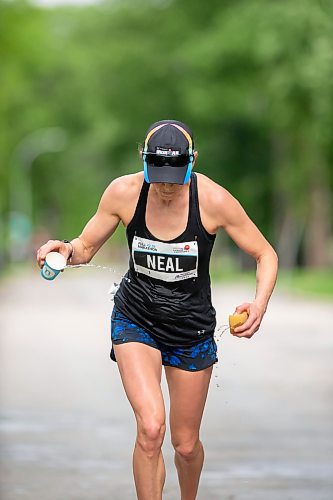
left=1, top=268, right=332, bottom=499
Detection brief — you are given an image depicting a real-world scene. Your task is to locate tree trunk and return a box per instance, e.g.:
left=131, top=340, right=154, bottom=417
left=271, top=135, right=303, bottom=268
left=304, top=178, right=332, bottom=268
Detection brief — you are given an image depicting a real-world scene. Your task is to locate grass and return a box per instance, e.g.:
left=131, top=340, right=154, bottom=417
left=276, top=269, right=333, bottom=299
left=210, top=257, right=333, bottom=300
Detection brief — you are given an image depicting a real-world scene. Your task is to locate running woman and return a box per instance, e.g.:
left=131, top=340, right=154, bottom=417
left=37, top=120, right=278, bottom=500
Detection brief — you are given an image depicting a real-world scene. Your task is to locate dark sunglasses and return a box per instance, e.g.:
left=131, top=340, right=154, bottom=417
left=145, top=153, right=191, bottom=168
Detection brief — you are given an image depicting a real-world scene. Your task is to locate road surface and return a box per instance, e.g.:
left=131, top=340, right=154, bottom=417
left=1, top=267, right=332, bottom=499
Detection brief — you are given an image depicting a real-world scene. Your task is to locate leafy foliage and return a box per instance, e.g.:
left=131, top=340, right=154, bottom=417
left=1, top=0, right=332, bottom=268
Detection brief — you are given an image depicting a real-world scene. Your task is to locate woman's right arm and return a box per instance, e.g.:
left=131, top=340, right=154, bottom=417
left=37, top=179, right=124, bottom=269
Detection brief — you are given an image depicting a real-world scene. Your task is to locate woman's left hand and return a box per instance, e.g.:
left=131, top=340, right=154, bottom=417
left=232, top=302, right=265, bottom=339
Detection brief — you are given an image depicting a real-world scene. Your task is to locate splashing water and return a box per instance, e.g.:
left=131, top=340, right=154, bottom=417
left=66, top=262, right=130, bottom=280
left=216, top=324, right=231, bottom=337
left=65, top=263, right=130, bottom=300
left=212, top=324, right=231, bottom=391
left=66, top=263, right=120, bottom=272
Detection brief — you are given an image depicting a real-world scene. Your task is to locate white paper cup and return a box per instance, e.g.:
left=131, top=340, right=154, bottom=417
left=41, top=252, right=67, bottom=281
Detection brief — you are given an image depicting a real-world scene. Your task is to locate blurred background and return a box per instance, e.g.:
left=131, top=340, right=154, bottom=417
left=1, top=0, right=333, bottom=290
left=1, top=1, right=333, bottom=499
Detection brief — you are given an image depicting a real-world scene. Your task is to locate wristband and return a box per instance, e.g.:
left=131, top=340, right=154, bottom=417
left=61, top=239, right=74, bottom=262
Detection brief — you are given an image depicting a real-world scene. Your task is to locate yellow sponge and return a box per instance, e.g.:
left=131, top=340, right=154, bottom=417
left=229, top=312, right=249, bottom=335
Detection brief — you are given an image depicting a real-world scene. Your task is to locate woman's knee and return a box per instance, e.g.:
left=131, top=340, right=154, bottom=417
left=172, top=436, right=202, bottom=461
left=136, top=418, right=166, bottom=456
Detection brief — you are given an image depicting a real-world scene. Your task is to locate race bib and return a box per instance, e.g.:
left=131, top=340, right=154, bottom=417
left=132, top=236, right=198, bottom=282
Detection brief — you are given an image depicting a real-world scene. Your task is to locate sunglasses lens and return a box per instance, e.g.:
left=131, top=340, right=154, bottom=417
left=146, top=154, right=189, bottom=168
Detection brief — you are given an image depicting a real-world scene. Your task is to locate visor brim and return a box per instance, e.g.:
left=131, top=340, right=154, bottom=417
left=146, top=165, right=189, bottom=184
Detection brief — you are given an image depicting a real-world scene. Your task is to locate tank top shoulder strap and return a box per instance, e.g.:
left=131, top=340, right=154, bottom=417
left=127, top=179, right=149, bottom=233
left=189, top=171, right=197, bottom=219
left=190, top=172, right=216, bottom=241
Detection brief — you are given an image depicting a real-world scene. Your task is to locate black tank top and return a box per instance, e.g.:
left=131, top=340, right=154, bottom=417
left=114, top=172, right=217, bottom=346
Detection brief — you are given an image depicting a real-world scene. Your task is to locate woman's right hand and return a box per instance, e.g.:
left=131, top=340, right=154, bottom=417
left=36, top=240, right=72, bottom=269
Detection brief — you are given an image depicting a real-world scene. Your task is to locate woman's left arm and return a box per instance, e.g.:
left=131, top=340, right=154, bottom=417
left=213, top=186, right=279, bottom=338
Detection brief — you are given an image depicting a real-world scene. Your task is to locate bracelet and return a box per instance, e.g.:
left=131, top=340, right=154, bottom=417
left=61, top=239, right=74, bottom=262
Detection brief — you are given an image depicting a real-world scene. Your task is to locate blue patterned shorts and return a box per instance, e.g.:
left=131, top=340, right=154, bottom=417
left=110, top=307, right=218, bottom=372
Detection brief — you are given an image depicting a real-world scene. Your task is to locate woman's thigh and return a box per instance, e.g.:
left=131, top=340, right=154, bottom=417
left=164, top=365, right=213, bottom=448
left=113, top=342, right=166, bottom=427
